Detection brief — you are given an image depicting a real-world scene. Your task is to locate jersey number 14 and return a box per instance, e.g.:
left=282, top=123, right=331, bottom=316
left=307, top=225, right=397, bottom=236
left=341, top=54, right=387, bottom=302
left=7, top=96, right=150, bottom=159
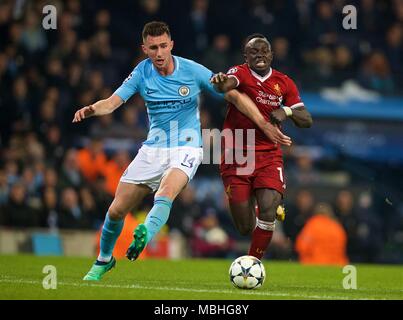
left=181, top=154, right=196, bottom=168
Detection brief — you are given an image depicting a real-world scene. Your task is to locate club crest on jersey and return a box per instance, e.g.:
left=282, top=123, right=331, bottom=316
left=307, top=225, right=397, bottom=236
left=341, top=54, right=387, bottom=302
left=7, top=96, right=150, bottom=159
left=178, top=85, right=190, bottom=97
left=273, top=83, right=282, bottom=96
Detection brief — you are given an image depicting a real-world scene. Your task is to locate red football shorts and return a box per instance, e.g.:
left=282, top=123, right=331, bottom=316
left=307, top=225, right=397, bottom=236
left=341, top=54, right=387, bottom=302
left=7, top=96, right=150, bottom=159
left=220, top=150, right=285, bottom=203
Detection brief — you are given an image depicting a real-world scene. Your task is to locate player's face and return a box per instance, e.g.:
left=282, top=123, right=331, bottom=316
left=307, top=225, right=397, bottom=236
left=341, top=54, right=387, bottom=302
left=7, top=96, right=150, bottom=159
left=244, top=39, right=273, bottom=76
left=142, top=33, right=174, bottom=70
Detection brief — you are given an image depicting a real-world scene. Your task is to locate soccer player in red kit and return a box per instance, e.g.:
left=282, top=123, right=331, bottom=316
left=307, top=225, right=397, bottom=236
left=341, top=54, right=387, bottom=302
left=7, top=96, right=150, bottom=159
left=211, top=34, right=312, bottom=259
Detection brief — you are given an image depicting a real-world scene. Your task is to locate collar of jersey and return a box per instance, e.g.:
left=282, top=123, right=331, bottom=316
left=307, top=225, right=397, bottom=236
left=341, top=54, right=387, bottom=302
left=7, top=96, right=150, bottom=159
left=151, top=55, right=179, bottom=78
left=248, top=66, right=272, bottom=82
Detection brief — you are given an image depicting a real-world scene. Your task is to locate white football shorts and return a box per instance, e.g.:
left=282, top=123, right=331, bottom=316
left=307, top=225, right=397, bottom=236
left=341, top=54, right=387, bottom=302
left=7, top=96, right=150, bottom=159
left=120, top=145, right=203, bottom=192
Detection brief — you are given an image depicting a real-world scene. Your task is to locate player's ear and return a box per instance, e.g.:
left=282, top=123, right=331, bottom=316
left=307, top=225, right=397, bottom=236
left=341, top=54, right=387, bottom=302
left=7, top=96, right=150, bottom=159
left=141, top=44, right=147, bottom=55
left=170, top=40, right=174, bottom=51
left=243, top=53, right=247, bottom=63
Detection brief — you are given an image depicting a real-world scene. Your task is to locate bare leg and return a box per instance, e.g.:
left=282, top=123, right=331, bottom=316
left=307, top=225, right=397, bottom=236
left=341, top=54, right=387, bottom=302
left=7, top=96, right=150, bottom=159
left=254, top=189, right=282, bottom=223
left=108, top=182, right=152, bottom=220
left=98, top=182, right=151, bottom=262
left=248, top=188, right=282, bottom=259
left=228, top=198, right=256, bottom=236
left=126, top=168, right=190, bottom=260
left=155, top=168, right=189, bottom=200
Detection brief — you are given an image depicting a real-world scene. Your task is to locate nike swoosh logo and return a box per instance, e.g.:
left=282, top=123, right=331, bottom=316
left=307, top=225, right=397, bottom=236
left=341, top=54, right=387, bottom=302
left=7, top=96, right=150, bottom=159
left=146, top=89, right=158, bottom=94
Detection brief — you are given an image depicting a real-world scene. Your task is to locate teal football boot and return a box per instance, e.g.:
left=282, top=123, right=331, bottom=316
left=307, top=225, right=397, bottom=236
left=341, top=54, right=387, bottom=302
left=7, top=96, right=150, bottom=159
left=126, top=224, right=148, bottom=261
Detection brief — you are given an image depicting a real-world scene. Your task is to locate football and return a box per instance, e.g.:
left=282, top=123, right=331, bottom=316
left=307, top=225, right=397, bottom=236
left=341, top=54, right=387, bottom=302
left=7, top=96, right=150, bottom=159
left=229, top=255, right=266, bottom=289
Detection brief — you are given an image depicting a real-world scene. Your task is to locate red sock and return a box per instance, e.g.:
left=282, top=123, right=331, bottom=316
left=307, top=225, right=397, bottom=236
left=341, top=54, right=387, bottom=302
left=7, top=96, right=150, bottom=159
left=248, top=226, right=273, bottom=260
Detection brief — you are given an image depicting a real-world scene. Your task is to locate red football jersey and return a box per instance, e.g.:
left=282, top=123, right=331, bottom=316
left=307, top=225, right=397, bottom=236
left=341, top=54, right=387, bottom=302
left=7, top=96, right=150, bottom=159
left=222, top=64, right=304, bottom=152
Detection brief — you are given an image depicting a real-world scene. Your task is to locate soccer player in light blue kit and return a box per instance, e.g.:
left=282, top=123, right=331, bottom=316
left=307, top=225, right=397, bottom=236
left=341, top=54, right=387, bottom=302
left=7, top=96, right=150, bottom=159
left=73, top=21, right=291, bottom=281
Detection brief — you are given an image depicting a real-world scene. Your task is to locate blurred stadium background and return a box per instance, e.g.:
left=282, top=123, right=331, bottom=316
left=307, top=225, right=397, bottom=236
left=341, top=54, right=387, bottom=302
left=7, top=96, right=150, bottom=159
left=0, top=0, right=402, bottom=265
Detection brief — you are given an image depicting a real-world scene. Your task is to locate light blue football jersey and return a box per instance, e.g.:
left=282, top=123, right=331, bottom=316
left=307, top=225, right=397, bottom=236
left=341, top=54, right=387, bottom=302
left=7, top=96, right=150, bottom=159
left=114, top=56, right=224, bottom=148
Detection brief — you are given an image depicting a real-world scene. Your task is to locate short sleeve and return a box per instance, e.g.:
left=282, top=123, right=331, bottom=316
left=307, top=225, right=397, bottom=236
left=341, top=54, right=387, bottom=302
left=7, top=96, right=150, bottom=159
left=114, top=67, right=142, bottom=102
left=194, top=62, right=225, bottom=100
left=226, top=66, right=245, bottom=88
left=283, top=76, right=304, bottom=109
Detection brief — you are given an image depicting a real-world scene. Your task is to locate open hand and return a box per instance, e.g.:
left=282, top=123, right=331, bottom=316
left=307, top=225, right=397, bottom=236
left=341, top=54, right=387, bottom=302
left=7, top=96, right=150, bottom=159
left=210, top=72, right=229, bottom=84
left=261, top=122, right=292, bottom=146
left=72, top=105, right=95, bottom=123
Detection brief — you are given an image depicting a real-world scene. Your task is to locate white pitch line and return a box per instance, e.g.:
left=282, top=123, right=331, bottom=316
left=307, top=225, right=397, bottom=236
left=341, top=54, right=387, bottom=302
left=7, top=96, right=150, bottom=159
left=0, top=277, right=385, bottom=300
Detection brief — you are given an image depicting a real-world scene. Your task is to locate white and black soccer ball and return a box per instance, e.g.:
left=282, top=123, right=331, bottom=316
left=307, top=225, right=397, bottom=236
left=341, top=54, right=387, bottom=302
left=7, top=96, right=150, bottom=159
left=229, top=255, right=266, bottom=289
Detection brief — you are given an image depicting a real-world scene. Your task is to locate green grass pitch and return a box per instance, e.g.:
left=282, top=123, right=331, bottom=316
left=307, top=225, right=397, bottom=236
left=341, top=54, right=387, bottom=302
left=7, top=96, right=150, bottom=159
left=0, top=255, right=402, bottom=300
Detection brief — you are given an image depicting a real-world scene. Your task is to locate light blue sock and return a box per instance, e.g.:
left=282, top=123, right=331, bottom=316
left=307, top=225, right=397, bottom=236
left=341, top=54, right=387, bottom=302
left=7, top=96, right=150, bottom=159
left=144, top=196, right=173, bottom=243
left=98, top=213, right=124, bottom=262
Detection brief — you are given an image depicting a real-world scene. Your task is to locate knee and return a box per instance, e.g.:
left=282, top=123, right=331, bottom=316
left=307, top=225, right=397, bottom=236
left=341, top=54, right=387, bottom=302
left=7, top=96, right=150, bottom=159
left=258, top=206, right=277, bottom=221
left=236, top=223, right=254, bottom=236
left=155, top=185, right=176, bottom=200
left=258, top=193, right=282, bottom=221
left=108, top=204, right=127, bottom=220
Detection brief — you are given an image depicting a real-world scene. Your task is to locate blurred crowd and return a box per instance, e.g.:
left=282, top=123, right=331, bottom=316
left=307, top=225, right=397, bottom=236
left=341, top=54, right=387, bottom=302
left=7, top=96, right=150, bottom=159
left=1, top=0, right=403, bottom=263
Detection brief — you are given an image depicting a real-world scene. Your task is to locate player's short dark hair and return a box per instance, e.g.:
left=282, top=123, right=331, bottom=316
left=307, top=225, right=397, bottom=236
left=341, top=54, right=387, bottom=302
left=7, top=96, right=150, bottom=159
left=245, top=33, right=267, bottom=43
left=243, top=33, right=271, bottom=51
left=142, top=21, right=171, bottom=42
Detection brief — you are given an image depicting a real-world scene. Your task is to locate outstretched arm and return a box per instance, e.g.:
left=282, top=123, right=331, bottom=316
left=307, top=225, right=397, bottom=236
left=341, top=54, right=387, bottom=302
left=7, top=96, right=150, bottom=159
left=211, top=72, right=292, bottom=146
left=224, top=90, right=292, bottom=146
left=210, top=72, right=238, bottom=93
left=270, top=106, right=313, bottom=128
left=72, top=94, right=124, bottom=123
